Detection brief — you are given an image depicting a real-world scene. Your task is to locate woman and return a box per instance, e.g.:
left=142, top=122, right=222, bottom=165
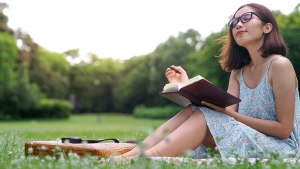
left=114, top=3, right=300, bottom=160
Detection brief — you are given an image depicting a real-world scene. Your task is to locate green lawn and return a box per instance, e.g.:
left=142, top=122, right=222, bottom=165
left=0, top=114, right=298, bottom=169
left=0, top=113, right=164, bottom=142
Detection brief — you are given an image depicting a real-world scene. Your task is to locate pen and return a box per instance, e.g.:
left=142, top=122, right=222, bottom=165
left=169, top=66, right=181, bottom=74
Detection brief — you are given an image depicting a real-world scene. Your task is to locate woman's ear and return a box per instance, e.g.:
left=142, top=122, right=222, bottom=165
left=263, top=23, right=273, bottom=34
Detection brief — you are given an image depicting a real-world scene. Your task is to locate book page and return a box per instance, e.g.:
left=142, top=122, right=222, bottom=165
left=162, top=83, right=179, bottom=92
left=162, top=75, right=204, bottom=92
left=180, top=75, right=204, bottom=88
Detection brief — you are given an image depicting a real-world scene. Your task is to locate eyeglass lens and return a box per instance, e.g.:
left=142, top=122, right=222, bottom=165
left=229, top=12, right=253, bottom=28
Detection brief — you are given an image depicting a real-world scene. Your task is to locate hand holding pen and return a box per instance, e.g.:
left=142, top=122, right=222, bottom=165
left=165, top=65, right=189, bottom=83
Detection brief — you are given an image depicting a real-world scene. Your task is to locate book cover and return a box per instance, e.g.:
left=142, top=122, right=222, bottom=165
left=160, top=76, right=241, bottom=108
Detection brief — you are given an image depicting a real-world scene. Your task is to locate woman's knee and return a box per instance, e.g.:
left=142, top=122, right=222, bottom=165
left=177, top=106, right=193, bottom=119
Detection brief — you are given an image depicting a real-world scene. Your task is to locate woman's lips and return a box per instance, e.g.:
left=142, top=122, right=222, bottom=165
left=236, top=30, right=246, bottom=36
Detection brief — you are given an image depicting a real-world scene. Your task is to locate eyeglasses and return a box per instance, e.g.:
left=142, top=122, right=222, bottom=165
left=228, top=12, right=265, bottom=29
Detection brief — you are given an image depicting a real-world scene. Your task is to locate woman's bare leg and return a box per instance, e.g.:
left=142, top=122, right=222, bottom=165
left=143, top=109, right=208, bottom=157
left=119, top=106, right=193, bottom=157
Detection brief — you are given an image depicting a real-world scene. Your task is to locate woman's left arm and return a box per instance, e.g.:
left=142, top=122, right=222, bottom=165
left=203, top=57, right=297, bottom=139
left=266, top=57, right=296, bottom=138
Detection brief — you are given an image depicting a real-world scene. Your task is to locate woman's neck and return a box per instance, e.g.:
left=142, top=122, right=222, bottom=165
left=248, top=51, right=265, bottom=66
left=245, top=40, right=266, bottom=66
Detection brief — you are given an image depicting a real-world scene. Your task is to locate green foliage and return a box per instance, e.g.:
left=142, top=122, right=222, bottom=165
left=113, top=56, right=152, bottom=112
left=0, top=32, right=17, bottom=118
left=0, top=3, right=12, bottom=33
left=0, top=32, right=42, bottom=119
left=0, top=32, right=17, bottom=93
left=29, top=48, right=70, bottom=99
left=39, top=47, right=70, bottom=75
left=69, top=57, right=123, bottom=112
left=275, top=6, right=300, bottom=89
left=186, top=31, right=230, bottom=90
left=133, top=105, right=181, bottom=119
left=13, top=63, right=44, bottom=118
left=34, top=99, right=73, bottom=119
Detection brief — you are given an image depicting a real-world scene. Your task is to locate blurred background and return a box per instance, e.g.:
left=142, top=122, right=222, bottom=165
left=0, top=0, right=299, bottom=120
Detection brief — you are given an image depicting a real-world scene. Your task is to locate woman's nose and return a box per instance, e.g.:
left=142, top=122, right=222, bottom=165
left=235, top=20, right=243, bottom=29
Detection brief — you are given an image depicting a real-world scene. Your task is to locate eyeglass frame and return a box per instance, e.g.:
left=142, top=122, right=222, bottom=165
left=228, top=12, right=267, bottom=29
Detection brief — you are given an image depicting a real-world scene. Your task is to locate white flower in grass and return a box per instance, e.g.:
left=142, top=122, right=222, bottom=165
left=68, top=152, right=80, bottom=160
left=82, top=157, right=91, bottom=165
left=40, top=146, right=48, bottom=150
left=47, top=163, right=53, bottom=168
left=20, top=155, right=25, bottom=160
left=28, top=147, right=33, bottom=154
left=58, top=154, right=66, bottom=162
left=45, top=155, right=54, bottom=161
left=11, top=159, right=19, bottom=165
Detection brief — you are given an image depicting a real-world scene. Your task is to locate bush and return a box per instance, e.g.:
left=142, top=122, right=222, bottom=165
left=133, top=105, right=181, bottom=119
left=35, top=99, right=73, bottom=119
left=0, top=33, right=45, bottom=120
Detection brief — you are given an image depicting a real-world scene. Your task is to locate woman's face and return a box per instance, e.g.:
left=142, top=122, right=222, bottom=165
left=231, top=6, right=265, bottom=48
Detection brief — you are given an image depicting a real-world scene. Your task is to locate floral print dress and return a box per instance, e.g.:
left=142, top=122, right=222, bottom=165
left=193, top=60, right=300, bottom=158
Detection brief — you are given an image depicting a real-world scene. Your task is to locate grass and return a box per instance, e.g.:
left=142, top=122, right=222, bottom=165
left=0, top=113, right=299, bottom=169
left=0, top=113, right=164, bottom=141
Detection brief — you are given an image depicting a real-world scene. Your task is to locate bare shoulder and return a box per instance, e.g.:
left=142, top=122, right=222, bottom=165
left=230, top=69, right=241, bottom=83
left=269, top=55, right=296, bottom=86
left=271, top=55, right=294, bottom=71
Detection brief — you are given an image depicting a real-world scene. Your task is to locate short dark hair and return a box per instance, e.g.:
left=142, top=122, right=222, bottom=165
left=219, top=3, right=288, bottom=71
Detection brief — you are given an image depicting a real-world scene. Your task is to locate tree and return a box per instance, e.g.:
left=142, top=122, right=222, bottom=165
left=29, top=48, right=70, bottom=99
left=186, top=30, right=230, bottom=90
left=69, top=56, right=123, bottom=112
left=0, top=32, right=18, bottom=118
left=113, top=56, right=151, bottom=112
left=0, top=2, right=12, bottom=34
left=275, top=5, right=300, bottom=88
left=0, top=32, right=42, bottom=119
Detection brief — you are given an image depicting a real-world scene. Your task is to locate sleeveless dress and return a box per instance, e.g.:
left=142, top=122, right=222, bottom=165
left=192, top=59, right=300, bottom=158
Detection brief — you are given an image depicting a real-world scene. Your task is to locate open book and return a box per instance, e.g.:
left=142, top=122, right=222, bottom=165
left=160, top=75, right=241, bottom=108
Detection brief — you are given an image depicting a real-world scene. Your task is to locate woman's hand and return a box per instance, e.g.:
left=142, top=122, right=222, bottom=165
left=165, top=65, right=189, bottom=84
left=201, top=101, right=236, bottom=117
